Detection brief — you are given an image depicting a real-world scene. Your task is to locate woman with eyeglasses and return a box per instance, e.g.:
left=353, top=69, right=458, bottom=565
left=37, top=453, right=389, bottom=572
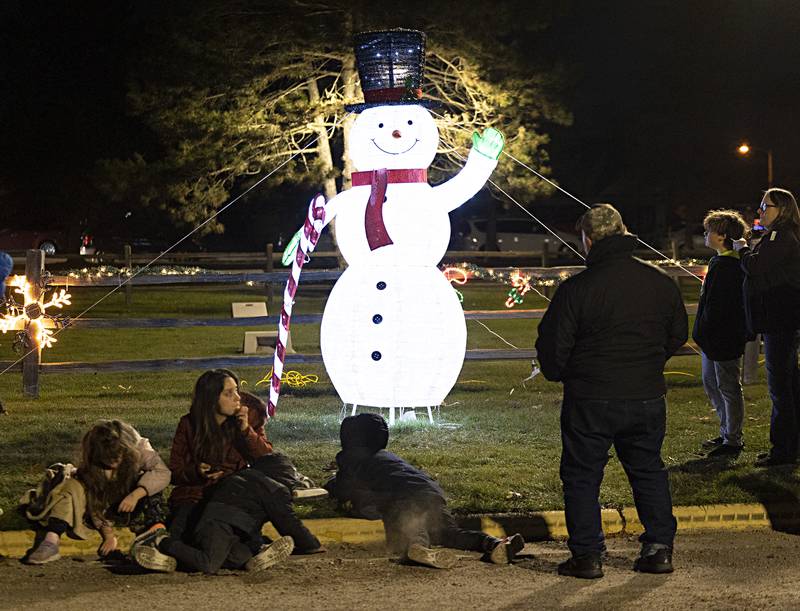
left=733, top=188, right=800, bottom=466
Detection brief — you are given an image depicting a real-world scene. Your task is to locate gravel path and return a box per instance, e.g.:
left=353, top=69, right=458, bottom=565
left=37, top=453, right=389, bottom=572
left=1, top=529, right=797, bottom=610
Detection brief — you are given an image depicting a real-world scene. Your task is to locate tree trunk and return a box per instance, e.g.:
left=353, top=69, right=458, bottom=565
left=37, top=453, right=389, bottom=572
left=306, top=78, right=337, bottom=201
left=307, top=78, right=344, bottom=267
left=341, top=53, right=357, bottom=191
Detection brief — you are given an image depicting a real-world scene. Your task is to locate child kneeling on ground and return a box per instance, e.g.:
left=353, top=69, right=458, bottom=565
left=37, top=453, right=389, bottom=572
left=132, top=454, right=324, bottom=574
left=21, top=419, right=170, bottom=565
left=325, top=413, right=524, bottom=569
left=693, top=209, right=751, bottom=457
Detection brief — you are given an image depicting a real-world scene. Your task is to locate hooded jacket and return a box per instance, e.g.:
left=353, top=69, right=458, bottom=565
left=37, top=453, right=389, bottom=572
left=325, top=413, right=444, bottom=519
left=739, top=228, right=800, bottom=333
left=199, top=458, right=293, bottom=536
left=692, top=253, right=749, bottom=361
left=535, top=234, right=688, bottom=400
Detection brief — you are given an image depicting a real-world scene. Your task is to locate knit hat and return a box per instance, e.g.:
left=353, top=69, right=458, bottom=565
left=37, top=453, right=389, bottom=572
left=576, top=204, right=628, bottom=241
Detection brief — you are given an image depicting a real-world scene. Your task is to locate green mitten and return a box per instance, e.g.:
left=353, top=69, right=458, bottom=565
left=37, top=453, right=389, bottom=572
left=472, top=127, right=505, bottom=160
left=281, top=228, right=303, bottom=266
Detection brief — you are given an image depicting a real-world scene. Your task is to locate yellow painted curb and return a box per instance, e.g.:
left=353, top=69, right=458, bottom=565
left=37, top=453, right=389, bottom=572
left=533, top=508, right=623, bottom=539
left=1, top=518, right=388, bottom=560
left=622, top=503, right=785, bottom=534
left=264, top=517, right=386, bottom=545
left=2, top=503, right=794, bottom=559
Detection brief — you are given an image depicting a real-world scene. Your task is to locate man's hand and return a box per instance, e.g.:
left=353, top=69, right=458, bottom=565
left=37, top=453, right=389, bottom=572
left=472, top=127, right=505, bottom=160
left=117, top=487, right=147, bottom=513
left=198, top=463, right=224, bottom=481
left=732, top=238, right=748, bottom=251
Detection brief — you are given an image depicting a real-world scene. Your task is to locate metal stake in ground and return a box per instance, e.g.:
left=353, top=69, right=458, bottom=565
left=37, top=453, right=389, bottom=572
left=23, top=249, right=44, bottom=398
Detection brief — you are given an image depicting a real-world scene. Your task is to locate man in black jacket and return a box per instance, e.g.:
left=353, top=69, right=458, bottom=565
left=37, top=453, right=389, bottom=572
left=536, top=204, right=687, bottom=579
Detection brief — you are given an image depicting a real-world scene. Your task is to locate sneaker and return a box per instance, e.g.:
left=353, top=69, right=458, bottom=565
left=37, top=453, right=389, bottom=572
left=132, top=525, right=169, bottom=549
left=707, top=444, right=743, bottom=458
left=292, top=488, right=329, bottom=501
left=25, top=540, right=61, bottom=565
left=132, top=542, right=177, bottom=573
left=489, top=533, right=525, bottom=564
left=557, top=554, right=603, bottom=579
left=701, top=436, right=724, bottom=449
left=246, top=536, right=294, bottom=572
left=634, top=546, right=673, bottom=574
left=406, top=543, right=458, bottom=569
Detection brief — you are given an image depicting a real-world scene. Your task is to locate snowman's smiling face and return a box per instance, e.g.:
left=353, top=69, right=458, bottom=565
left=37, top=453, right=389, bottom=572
left=349, top=105, right=438, bottom=170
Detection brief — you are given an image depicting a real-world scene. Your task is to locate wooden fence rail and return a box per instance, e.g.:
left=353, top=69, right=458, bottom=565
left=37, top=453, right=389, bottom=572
left=4, top=249, right=713, bottom=396
left=62, top=304, right=700, bottom=329
left=0, top=346, right=703, bottom=375
left=49, top=265, right=706, bottom=288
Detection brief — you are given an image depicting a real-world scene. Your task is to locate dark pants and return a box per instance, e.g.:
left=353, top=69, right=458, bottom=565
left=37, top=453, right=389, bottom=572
left=382, top=496, right=499, bottom=556
left=167, top=501, right=204, bottom=543
left=764, top=331, right=800, bottom=461
left=47, top=492, right=166, bottom=538
left=560, top=396, right=676, bottom=557
left=251, top=484, right=320, bottom=552
left=161, top=518, right=258, bottom=573
left=163, top=489, right=320, bottom=573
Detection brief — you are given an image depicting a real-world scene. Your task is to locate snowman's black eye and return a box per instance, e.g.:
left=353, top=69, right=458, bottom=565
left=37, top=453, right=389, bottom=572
left=407, top=120, right=413, bottom=125
left=378, top=123, right=384, bottom=128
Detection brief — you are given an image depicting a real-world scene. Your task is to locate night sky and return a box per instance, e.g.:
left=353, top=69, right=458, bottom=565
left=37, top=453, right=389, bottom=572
left=546, top=1, right=800, bottom=215
left=1, top=1, right=799, bottom=241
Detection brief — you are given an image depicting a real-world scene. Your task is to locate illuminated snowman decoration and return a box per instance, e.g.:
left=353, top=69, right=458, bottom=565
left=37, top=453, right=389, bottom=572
left=318, top=30, right=504, bottom=418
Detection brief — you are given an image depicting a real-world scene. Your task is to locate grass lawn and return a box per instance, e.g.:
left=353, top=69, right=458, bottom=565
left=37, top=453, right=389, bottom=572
left=1, top=278, right=797, bottom=531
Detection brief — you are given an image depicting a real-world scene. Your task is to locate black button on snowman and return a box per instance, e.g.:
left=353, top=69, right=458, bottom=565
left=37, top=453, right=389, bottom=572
left=318, top=29, right=505, bottom=411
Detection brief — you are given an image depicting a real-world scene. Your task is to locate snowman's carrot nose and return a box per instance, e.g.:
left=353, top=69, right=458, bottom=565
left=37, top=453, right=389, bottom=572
left=392, top=129, right=402, bottom=139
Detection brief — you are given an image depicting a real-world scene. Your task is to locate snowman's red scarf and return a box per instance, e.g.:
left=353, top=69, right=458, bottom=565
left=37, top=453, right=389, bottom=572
left=351, top=168, right=428, bottom=250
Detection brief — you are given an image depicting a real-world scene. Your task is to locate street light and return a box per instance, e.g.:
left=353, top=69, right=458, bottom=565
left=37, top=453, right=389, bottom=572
left=735, top=141, right=773, bottom=385
left=737, top=141, right=773, bottom=187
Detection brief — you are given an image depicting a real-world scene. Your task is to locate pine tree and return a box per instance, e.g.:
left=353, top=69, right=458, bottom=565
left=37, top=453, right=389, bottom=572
left=95, top=0, right=572, bottom=236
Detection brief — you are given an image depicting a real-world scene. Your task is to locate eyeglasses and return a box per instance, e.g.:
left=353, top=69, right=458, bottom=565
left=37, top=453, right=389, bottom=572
left=759, top=202, right=778, bottom=212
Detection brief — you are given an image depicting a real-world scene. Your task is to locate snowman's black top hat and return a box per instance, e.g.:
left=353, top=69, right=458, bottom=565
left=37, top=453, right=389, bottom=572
left=345, top=29, right=439, bottom=113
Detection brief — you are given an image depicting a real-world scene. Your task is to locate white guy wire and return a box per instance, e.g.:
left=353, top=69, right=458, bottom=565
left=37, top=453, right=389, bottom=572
left=443, top=143, right=585, bottom=260
left=434, top=111, right=704, bottom=282
left=0, top=117, right=348, bottom=378
left=471, top=319, right=519, bottom=350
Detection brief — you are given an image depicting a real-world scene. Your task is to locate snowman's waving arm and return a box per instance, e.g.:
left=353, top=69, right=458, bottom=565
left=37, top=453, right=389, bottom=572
left=432, top=128, right=504, bottom=213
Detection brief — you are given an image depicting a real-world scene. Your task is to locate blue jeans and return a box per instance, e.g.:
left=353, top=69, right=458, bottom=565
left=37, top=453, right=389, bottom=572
left=701, top=353, right=745, bottom=446
left=763, top=331, right=800, bottom=460
left=560, top=396, right=676, bottom=557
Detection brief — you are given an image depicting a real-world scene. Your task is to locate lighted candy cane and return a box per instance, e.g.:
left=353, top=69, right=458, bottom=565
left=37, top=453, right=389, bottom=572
left=267, top=193, right=327, bottom=417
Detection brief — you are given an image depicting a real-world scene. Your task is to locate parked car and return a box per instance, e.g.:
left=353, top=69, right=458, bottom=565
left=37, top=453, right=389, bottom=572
left=80, top=210, right=175, bottom=255
left=0, top=227, right=71, bottom=255
left=453, top=217, right=581, bottom=256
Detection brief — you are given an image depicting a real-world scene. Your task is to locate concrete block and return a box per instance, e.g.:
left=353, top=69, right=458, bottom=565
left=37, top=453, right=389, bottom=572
left=232, top=301, right=268, bottom=318
left=243, top=330, right=293, bottom=355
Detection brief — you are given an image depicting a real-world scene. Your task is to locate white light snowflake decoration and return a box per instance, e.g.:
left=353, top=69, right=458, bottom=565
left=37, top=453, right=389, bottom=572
left=1, top=275, right=71, bottom=351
